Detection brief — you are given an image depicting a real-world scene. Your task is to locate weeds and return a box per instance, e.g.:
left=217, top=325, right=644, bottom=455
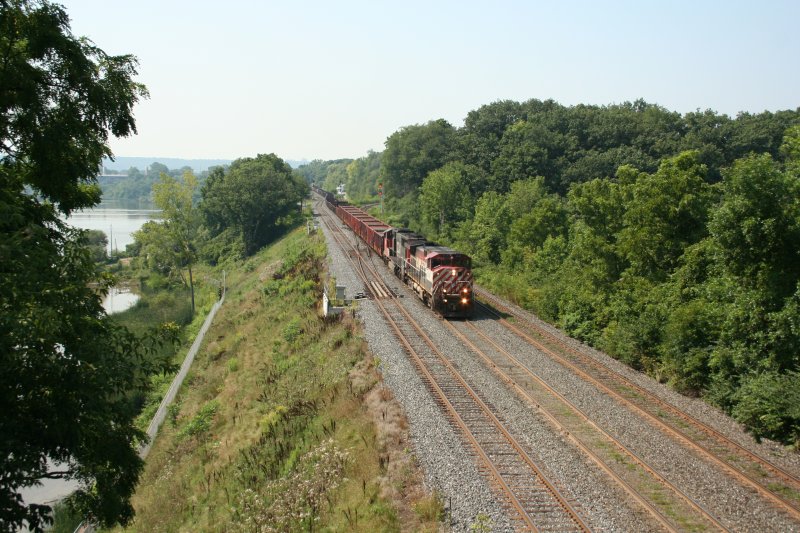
left=177, top=400, right=219, bottom=440
left=414, top=492, right=445, bottom=522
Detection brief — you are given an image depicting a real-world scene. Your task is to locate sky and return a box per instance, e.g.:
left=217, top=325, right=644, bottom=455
left=59, top=0, right=800, bottom=162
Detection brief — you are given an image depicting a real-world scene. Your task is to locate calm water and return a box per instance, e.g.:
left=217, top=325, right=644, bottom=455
left=67, top=202, right=153, bottom=314
left=102, top=286, right=140, bottom=314
left=66, top=201, right=159, bottom=254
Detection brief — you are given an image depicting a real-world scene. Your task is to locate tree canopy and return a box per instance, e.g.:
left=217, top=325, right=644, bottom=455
left=201, top=154, right=308, bottom=258
left=0, top=1, right=163, bottom=530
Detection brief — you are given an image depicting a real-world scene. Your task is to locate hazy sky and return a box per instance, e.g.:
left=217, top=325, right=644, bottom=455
left=60, top=0, right=799, bottom=162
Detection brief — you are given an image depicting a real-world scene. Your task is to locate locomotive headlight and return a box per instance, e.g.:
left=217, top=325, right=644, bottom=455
left=451, top=269, right=457, bottom=277
left=462, top=287, right=469, bottom=294
left=461, top=297, right=468, bottom=305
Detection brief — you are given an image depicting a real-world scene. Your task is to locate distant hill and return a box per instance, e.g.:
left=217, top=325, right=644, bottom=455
left=102, top=156, right=309, bottom=173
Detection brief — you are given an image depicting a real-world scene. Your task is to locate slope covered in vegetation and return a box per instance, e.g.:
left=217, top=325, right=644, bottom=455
left=113, top=228, right=441, bottom=532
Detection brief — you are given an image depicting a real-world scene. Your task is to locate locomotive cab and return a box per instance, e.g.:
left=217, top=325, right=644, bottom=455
left=426, top=248, right=473, bottom=318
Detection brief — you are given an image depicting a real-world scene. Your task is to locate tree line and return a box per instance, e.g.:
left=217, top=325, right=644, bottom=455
left=98, top=162, right=206, bottom=205
left=303, top=100, right=800, bottom=448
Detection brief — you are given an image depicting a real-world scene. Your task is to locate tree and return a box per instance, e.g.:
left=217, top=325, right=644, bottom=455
left=137, top=171, right=200, bottom=314
left=344, top=150, right=381, bottom=202
left=381, top=119, right=457, bottom=198
left=500, top=177, right=568, bottom=269
left=617, top=151, right=715, bottom=281
left=491, top=120, right=576, bottom=193
left=467, top=191, right=509, bottom=265
left=84, top=229, right=109, bottom=263
left=459, top=100, right=525, bottom=174
left=201, top=154, right=307, bottom=257
left=418, top=162, right=477, bottom=239
left=708, top=153, right=800, bottom=295
left=0, top=1, right=159, bottom=530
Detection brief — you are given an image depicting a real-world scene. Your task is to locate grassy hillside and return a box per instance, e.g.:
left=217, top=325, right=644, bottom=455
left=111, top=228, right=441, bottom=532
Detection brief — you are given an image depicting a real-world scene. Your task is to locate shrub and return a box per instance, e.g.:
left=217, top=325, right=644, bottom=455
left=178, top=400, right=219, bottom=440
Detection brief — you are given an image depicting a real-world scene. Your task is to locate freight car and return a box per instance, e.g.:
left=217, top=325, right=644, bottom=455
left=312, top=185, right=473, bottom=318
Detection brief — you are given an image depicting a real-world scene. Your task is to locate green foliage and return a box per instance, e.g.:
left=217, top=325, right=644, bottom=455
left=470, top=512, right=494, bottom=533
left=467, top=191, right=509, bottom=265
left=0, top=1, right=168, bottom=529
left=293, top=158, right=352, bottom=191
left=177, top=400, right=219, bottom=440
left=137, top=171, right=200, bottom=313
left=731, top=371, right=800, bottom=445
left=83, top=229, right=109, bottom=263
left=476, top=148, right=799, bottom=445
left=501, top=177, right=568, bottom=268
left=283, top=317, right=303, bottom=343
left=381, top=119, right=457, bottom=198
left=617, top=151, right=715, bottom=281
left=0, top=0, right=147, bottom=215
left=419, top=161, right=479, bottom=239
left=492, top=119, right=576, bottom=193
left=98, top=163, right=210, bottom=204
left=708, top=153, right=800, bottom=293
left=345, top=150, right=382, bottom=202
left=48, top=500, right=84, bottom=533
left=413, top=492, right=444, bottom=522
left=201, top=154, right=308, bottom=258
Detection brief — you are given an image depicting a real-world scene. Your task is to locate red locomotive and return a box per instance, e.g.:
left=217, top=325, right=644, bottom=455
left=313, top=185, right=473, bottom=318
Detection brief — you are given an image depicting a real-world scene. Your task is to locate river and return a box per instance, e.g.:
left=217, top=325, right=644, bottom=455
left=66, top=200, right=159, bottom=255
left=68, top=200, right=159, bottom=313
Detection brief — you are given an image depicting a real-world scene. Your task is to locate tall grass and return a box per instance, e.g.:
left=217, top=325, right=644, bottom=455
left=109, top=228, right=442, bottom=532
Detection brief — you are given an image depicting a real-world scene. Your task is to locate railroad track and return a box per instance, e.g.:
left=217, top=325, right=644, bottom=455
left=314, top=198, right=591, bottom=531
left=445, top=318, right=727, bottom=532
left=474, top=288, right=800, bottom=525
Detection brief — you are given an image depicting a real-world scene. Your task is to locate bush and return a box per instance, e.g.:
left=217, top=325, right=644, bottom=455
left=732, top=371, right=800, bottom=447
left=178, top=400, right=219, bottom=440
left=283, top=317, right=303, bottom=343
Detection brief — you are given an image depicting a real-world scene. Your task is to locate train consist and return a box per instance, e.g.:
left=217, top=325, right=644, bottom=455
left=313, top=185, right=474, bottom=318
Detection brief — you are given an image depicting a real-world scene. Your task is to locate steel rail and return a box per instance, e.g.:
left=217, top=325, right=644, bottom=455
left=475, top=291, right=800, bottom=523
left=377, top=296, right=591, bottom=531
left=451, top=318, right=728, bottom=532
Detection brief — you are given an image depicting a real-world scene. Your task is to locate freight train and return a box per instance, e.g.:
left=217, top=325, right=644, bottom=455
left=313, top=185, right=474, bottom=318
